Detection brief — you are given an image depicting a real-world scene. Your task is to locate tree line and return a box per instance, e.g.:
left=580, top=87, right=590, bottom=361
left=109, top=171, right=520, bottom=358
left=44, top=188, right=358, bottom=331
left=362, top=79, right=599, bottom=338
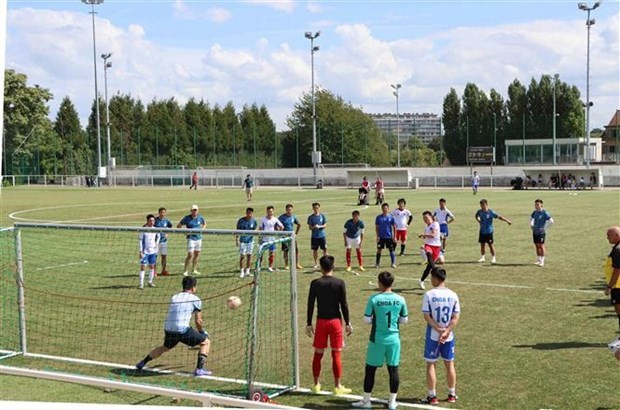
left=3, top=68, right=594, bottom=176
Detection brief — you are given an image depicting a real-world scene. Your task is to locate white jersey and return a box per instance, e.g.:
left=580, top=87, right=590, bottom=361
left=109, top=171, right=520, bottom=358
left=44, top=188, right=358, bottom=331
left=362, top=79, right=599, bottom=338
left=138, top=231, right=160, bottom=255
left=391, top=208, right=412, bottom=230
left=164, top=291, right=202, bottom=333
left=260, top=216, right=284, bottom=243
left=422, top=287, right=460, bottom=342
left=424, top=222, right=442, bottom=247
left=433, top=207, right=454, bottom=225
left=473, top=175, right=480, bottom=185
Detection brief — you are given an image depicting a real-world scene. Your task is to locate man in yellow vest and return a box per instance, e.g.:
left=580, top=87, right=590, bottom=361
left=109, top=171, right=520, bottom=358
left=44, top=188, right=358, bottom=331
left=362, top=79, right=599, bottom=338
left=604, top=226, right=620, bottom=360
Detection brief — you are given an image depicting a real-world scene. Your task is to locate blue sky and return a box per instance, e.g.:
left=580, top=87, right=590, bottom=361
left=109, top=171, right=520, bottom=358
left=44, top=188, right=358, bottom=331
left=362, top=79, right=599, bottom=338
left=5, top=0, right=620, bottom=131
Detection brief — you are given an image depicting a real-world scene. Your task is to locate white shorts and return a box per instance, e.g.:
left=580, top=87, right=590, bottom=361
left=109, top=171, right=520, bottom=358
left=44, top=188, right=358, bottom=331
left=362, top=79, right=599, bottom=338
left=158, top=242, right=169, bottom=256
left=239, top=242, right=254, bottom=256
left=187, top=239, right=202, bottom=253
left=345, top=236, right=362, bottom=249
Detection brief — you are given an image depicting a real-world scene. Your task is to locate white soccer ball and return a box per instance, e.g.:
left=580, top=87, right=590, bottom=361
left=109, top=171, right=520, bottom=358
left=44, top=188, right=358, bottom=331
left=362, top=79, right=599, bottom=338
left=227, top=296, right=242, bottom=310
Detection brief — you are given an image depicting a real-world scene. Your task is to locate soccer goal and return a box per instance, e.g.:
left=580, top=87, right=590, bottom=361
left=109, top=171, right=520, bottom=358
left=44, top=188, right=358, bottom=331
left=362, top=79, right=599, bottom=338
left=0, top=223, right=299, bottom=404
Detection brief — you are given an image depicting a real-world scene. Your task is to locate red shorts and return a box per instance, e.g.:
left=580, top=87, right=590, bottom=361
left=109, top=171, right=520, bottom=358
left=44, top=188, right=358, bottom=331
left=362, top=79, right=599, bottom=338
left=313, top=318, right=344, bottom=349
left=424, top=244, right=442, bottom=262
left=395, top=230, right=407, bottom=242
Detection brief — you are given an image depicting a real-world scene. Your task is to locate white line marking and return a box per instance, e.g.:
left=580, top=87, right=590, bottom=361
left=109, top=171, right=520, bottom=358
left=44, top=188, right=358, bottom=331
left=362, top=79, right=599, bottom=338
left=545, top=287, right=601, bottom=294
left=36, top=261, right=89, bottom=271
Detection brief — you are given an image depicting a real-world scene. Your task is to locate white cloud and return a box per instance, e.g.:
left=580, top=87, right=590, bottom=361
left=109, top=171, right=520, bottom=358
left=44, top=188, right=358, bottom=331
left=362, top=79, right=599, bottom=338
left=243, top=0, right=295, bottom=13
left=5, top=7, right=619, bottom=132
left=306, top=1, right=323, bottom=14
left=173, top=0, right=231, bottom=23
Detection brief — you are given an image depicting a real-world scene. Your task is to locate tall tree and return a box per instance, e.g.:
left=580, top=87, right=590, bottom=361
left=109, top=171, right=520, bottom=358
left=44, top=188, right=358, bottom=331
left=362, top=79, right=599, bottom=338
left=53, top=97, right=88, bottom=175
left=442, top=88, right=464, bottom=165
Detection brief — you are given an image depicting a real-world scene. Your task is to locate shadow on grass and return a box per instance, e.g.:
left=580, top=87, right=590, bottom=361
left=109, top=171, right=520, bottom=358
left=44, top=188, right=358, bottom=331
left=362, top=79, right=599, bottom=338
left=393, top=288, right=425, bottom=295
left=302, top=398, right=359, bottom=409
left=90, top=284, right=137, bottom=290
left=574, top=299, right=612, bottom=308
left=513, top=341, right=607, bottom=350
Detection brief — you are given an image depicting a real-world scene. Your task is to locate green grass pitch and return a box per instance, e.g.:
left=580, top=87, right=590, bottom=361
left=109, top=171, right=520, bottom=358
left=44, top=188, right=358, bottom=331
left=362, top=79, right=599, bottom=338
left=0, top=185, right=619, bottom=409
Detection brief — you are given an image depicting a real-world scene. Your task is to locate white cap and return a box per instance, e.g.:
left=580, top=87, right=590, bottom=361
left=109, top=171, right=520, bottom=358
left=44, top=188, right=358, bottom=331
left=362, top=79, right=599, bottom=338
left=191, top=204, right=199, bottom=210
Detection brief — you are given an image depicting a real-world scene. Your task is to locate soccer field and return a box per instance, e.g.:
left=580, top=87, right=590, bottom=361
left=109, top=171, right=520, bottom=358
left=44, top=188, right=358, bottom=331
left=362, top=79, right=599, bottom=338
left=0, top=185, right=619, bottom=409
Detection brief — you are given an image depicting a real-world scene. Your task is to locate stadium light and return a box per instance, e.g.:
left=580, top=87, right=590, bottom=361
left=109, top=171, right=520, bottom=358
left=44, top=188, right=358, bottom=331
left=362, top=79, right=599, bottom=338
left=578, top=0, right=601, bottom=168
left=101, top=52, right=112, bottom=180
left=390, top=84, right=402, bottom=167
left=552, top=74, right=559, bottom=165
left=305, top=31, right=320, bottom=186
left=82, top=0, right=104, bottom=185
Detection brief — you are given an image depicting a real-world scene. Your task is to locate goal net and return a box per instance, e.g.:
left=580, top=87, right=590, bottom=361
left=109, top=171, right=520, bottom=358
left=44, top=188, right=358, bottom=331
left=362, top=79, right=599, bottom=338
left=0, top=223, right=299, bottom=401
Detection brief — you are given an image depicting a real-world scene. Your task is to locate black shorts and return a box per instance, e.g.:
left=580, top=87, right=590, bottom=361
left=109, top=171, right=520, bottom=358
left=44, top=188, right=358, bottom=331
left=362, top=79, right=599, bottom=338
left=163, top=328, right=208, bottom=349
left=281, top=242, right=297, bottom=252
left=533, top=233, right=546, bottom=244
left=311, top=237, right=327, bottom=251
left=377, top=238, right=396, bottom=251
left=478, top=233, right=494, bottom=244
left=611, top=288, right=620, bottom=306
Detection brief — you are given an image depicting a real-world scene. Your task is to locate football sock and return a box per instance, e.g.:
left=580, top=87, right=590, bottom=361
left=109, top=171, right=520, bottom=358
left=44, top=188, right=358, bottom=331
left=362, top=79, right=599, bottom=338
left=389, top=393, right=397, bottom=404
left=139, top=270, right=145, bottom=286
left=356, top=249, right=363, bottom=266
left=268, top=254, right=274, bottom=267
left=141, top=354, right=153, bottom=364
left=346, top=249, right=351, bottom=266
left=448, top=387, right=456, bottom=396
left=331, top=350, right=342, bottom=379
left=387, top=366, right=399, bottom=393
left=400, top=244, right=405, bottom=254
left=375, top=253, right=381, bottom=265
left=420, top=252, right=435, bottom=281
left=389, top=251, right=395, bottom=265
left=363, top=365, right=377, bottom=394
left=196, top=353, right=208, bottom=369
left=428, top=389, right=436, bottom=397
left=540, top=256, right=545, bottom=264
left=312, top=352, right=323, bottom=380
left=148, top=269, right=154, bottom=283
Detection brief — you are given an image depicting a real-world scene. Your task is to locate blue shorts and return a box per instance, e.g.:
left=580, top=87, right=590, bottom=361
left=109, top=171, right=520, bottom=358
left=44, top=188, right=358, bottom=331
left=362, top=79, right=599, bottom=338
left=140, top=253, right=157, bottom=265
left=424, top=337, right=455, bottom=362
left=439, top=224, right=449, bottom=237
left=261, top=242, right=276, bottom=252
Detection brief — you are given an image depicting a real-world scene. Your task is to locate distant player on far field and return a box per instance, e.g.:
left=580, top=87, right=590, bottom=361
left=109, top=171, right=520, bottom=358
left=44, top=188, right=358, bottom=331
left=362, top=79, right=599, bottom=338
left=421, top=267, right=460, bottom=405
left=391, top=198, right=413, bottom=256
left=138, top=214, right=160, bottom=289
left=472, top=171, right=480, bottom=195
left=352, top=271, right=408, bottom=410
left=136, top=276, right=212, bottom=377
left=243, top=174, right=254, bottom=201
left=530, top=199, right=554, bottom=267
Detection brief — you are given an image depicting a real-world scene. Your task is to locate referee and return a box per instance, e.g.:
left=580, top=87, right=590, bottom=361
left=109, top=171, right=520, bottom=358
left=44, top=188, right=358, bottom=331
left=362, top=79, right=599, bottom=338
left=306, top=255, right=353, bottom=395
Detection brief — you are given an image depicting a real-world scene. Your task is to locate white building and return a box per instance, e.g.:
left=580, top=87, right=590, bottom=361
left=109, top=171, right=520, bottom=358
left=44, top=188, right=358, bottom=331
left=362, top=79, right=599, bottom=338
left=369, top=113, right=442, bottom=145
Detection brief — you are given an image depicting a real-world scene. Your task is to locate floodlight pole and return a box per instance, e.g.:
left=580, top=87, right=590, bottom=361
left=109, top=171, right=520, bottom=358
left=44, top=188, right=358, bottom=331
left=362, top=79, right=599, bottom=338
left=82, top=0, right=104, bottom=186
left=578, top=1, right=601, bottom=168
left=391, top=84, right=402, bottom=167
left=552, top=74, right=559, bottom=165
left=102, top=52, right=112, bottom=181
left=305, top=31, right=320, bottom=186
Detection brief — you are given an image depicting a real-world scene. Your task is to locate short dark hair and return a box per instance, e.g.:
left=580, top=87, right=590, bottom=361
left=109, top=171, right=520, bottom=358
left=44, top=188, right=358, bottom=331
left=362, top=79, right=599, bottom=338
left=182, top=276, right=197, bottom=290
left=422, top=210, right=432, bottom=217
left=439, top=198, right=446, bottom=203
left=266, top=205, right=274, bottom=211
left=397, top=198, right=406, bottom=205
left=535, top=199, right=543, bottom=205
left=146, top=214, right=155, bottom=221
left=352, top=210, right=360, bottom=217
left=312, top=202, right=320, bottom=208
left=480, top=199, right=488, bottom=205
left=431, top=267, right=447, bottom=282
left=382, top=203, right=390, bottom=209
left=285, top=203, right=293, bottom=209
left=246, top=207, right=254, bottom=213
left=378, top=271, right=394, bottom=288
left=158, top=207, right=167, bottom=213
left=319, top=255, right=334, bottom=272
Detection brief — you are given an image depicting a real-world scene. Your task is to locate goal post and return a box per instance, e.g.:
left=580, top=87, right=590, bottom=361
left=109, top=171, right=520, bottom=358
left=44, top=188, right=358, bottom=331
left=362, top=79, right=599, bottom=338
left=0, top=223, right=299, bottom=403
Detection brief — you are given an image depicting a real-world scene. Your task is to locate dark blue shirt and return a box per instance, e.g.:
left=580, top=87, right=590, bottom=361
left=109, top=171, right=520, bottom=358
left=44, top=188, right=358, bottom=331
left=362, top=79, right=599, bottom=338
left=475, top=209, right=498, bottom=234
left=375, top=214, right=395, bottom=239
left=236, top=217, right=258, bottom=243
left=344, top=219, right=365, bottom=239
left=278, top=214, right=300, bottom=232
left=154, top=217, right=173, bottom=243
left=531, top=209, right=552, bottom=234
left=179, top=214, right=206, bottom=240
left=307, top=213, right=327, bottom=239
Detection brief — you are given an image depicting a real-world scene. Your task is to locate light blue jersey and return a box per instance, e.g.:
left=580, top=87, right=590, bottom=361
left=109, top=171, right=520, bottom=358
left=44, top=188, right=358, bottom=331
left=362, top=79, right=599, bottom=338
left=364, top=292, right=408, bottom=344
left=163, top=291, right=202, bottom=333
left=475, top=209, right=498, bottom=235
left=531, top=209, right=552, bottom=234
left=154, top=217, right=173, bottom=243
left=179, top=214, right=206, bottom=240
